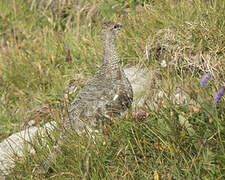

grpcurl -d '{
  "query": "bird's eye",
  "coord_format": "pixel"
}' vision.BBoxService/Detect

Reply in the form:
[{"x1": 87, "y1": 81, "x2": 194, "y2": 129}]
[{"x1": 113, "y1": 24, "x2": 119, "y2": 29}]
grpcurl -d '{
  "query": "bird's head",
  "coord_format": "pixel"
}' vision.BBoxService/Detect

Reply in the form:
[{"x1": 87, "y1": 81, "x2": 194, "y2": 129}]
[{"x1": 101, "y1": 22, "x2": 122, "y2": 43}]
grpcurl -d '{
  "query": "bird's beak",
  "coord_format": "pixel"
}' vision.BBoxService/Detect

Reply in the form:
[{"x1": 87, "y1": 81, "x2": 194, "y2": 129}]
[
  {"x1": 117, "y1": 24, "x2": 122, "y2": 37},
  {"x1": 118, "y1": 24, "x2": 122, "y2": 29}
]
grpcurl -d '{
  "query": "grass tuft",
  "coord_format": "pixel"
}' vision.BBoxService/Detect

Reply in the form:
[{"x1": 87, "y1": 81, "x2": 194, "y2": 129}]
[{"x1": 0, "y1": 0, "x2": 224, "y2": 179}]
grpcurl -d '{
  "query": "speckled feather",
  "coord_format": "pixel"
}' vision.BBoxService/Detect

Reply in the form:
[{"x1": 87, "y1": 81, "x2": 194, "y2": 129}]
[
  {"x1": 39, "y1": 22, "x2": 133, "y2": 174},
  {"x1": 64, "y1": 22, "x2": 133, "y2": 133}
]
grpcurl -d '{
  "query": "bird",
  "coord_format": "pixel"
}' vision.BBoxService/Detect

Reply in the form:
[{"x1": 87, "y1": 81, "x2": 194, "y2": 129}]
[{"x1": 39, "y1": 21, "x2": 133, "y2": 174}]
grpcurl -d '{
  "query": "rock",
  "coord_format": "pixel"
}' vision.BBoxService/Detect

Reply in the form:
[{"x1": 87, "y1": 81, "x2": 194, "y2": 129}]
[{"x1": 0, "y1": 122, "x2": 55, "y2": 176}]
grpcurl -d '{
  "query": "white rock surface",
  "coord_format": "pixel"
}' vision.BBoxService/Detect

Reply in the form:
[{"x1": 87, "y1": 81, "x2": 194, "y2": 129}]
[
  {"x1": 124, "y1": 66, "x2": 150, "y2": 107},
  {"x1": 0, "y1": 122, "x2": 55, "y2": 177}
]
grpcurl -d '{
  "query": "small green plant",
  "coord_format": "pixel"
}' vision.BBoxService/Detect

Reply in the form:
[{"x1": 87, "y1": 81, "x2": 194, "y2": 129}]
[{"x1": 0, "y1": 0, "x2": 224, "y2": 179}]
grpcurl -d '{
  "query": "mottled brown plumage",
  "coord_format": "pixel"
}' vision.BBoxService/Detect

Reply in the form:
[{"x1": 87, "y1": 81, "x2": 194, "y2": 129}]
[
  {"x1": 39, "y1": 22, "x2": 133, "y2": 173},
  {"x1": 64, "y1": 22, "x2": 133, "y2": 133}
]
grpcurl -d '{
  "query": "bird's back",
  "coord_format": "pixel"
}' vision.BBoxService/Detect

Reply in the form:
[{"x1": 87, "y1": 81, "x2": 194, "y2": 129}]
[{"x1": 64, "y1": 61, "x2": 133, "y2": 133}]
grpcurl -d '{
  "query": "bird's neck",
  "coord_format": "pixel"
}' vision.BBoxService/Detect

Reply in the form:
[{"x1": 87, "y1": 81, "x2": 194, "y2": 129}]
[{"x1": 102, "y1": 39, "x2": 120, "y2": 65}]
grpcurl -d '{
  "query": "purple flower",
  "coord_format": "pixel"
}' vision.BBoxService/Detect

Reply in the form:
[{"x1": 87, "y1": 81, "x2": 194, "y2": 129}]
[
  {"x1": 39, "y1": 69, "x2": 44, "y2": 73},
  {"x1": 112, "y1": 4, "x2": 119, "y2": 9},
  {"x1": 64, "y1": 45, "x2": 69, "y2": 50},
  {"x1": 136, "y1": 110, "x2": 146, "y2": 120},
  {"x1": 215, "y1": 87, "x2": 224, "y2": 104},
  {"x1": 200, "y1": 73, "x2": 213, "y2": 86}
]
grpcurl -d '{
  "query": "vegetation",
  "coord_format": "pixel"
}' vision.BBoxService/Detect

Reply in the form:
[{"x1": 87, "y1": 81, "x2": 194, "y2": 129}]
[{"x1": 0, "y1": 0, "x2": 224, "y2": 179}]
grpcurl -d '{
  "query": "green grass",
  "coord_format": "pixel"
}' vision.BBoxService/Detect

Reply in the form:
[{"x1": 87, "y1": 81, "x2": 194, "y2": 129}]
[{"x1": 0, "y1": 0, "x2": 225, "y2": 179}]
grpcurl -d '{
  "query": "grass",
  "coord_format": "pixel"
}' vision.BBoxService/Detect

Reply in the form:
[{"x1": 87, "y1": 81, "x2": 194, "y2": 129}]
[{"x1": 0, "y1": 0, "x2": 225, "y2": 179}]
